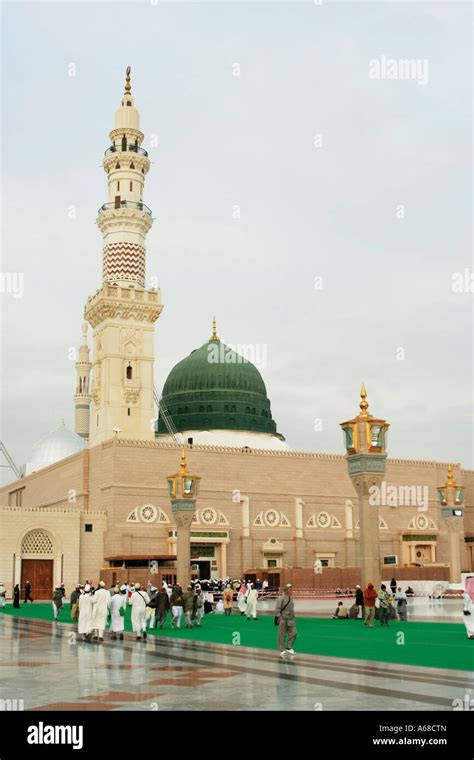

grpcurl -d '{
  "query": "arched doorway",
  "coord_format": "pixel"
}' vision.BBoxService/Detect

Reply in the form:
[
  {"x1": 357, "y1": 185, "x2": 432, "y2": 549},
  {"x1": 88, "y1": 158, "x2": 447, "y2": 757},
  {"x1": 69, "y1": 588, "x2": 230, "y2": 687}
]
[{"x1": 20, "y1": 529, "x2": 54, "y2": 600}]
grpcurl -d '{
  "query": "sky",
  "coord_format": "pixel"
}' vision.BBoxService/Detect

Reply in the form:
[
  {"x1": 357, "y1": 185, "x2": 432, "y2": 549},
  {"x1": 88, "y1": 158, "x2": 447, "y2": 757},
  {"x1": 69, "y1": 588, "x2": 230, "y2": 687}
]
[{"x1": 0, "y1": 0, "x2": 472, "y2": 484}]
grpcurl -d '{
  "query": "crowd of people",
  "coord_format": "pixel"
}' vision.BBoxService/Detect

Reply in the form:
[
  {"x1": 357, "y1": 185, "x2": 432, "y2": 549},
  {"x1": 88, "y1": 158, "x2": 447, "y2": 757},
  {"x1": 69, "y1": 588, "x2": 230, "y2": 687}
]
[
  {"x1": 1, "y1": 575, "x2": 473, "y2": 651},
  {"x1": 45, "y1": 577, "x2": 267, "y2": 642},
  {"x1": 332, "y1": 579, "x2": 410, "y2": 624}
]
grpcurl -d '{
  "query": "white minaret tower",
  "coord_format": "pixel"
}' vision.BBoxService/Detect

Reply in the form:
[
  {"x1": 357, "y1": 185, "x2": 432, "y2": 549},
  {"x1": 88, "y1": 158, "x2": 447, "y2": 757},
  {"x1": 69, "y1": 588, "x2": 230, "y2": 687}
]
[
  {"x1": 74, "y1": 323, "x2": 92, "y2": 440},
  {"x1": 85, "y1": 67, "x2": 163, "y2": 446}
]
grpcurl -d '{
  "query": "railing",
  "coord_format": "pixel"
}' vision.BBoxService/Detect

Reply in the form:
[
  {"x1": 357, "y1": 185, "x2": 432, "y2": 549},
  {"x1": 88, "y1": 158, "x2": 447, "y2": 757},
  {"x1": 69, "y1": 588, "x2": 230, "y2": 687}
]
[
  {"x1": 98, "y1": 200, "x2": 152, "y2": 216},
  {"x1": 104, "y1": 145, "x2": 148, "y2": 157}
]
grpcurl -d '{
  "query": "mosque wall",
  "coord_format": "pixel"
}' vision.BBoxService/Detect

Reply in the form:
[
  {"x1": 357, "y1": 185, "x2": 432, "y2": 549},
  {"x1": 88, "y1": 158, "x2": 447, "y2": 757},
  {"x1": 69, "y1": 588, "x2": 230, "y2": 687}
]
[{"x1": 0, "y1": 439, "x2": 472, "y2": 589}]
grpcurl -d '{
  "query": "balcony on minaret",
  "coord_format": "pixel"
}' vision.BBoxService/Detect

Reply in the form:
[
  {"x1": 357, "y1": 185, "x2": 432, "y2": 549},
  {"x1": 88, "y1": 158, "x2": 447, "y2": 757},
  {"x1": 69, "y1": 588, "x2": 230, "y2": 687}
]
[
  {"x1": 105, "y1": 144, "x2": 148, "y2": 157},
  {"x1": 98, "y1": 200, "x2": 152, "y2": 216}
]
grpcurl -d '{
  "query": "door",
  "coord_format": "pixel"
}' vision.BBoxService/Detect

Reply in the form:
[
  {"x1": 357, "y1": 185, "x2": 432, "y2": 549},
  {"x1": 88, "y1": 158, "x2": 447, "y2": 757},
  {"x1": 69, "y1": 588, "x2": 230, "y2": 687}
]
[
  {"x1": 21, "y1": 559, "x2": 54, "y2": 600},
  {"x1": 114, "y1": 195, "x2": 121, "y2": 209},
  {"x1": 267, "y1": 572, "x2": 280, "y2": 588},
  {"x1": 195, "y1": 561, "x2": 211, "y2": 580}
]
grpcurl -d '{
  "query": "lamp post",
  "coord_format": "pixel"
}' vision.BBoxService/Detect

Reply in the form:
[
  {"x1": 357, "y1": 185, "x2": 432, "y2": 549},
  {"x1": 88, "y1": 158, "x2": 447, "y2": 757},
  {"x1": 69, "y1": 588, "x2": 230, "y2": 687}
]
[
  {"x1": 437, "y1": 464, "x2": 464, "y2": 583},
  {"x1": 340, "y1": 385, "x2": 390, "y2": 590},
  {"x1": 166, "y1": 450, "x2": 201, "y2": 588}
]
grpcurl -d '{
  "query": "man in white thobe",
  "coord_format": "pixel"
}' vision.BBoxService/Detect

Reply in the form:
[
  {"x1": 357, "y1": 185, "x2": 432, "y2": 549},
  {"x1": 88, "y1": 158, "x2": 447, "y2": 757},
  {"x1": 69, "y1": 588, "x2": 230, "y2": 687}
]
[
  {"x1": 78, "y1": 585, "x2": 94, "y2": 642},
  {"x1": 91, "y1": 580, "x2": 111, "y2": 642},
  {"x1": 463, "y1": 576, "x2": 474, "y2": 639},
  {"x1": 245, "y1": 583, "x2": 259, "y2": 620},
  {"x1": 110, "y1": 585, "x2": 127, "y2": 640},
  {"x1": 129, "y1": 583, "x2": 150, "y2": 641}
]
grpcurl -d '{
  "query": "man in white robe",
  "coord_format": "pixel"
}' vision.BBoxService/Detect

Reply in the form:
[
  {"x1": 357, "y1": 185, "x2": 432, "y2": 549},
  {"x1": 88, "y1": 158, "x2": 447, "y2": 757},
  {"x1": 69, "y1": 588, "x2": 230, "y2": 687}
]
[
  {"x1": 110, "y1": 585, "x2": 127, "y2": 640},
  {"x1": 78, "y1": 585, "x2": 94, "y2": 641},
  {"x1": 463, "y1": 576, "x2": 474, "y2": 639},
  {"x1": 91, "y1": 580, "x2": 111, "y2": 642},
  {"x1": 245, "y1": 583, "x2": 259, "y2": 620},
  {"x1": 129, "y1": 583, "x2": 150, "y2": 641}
]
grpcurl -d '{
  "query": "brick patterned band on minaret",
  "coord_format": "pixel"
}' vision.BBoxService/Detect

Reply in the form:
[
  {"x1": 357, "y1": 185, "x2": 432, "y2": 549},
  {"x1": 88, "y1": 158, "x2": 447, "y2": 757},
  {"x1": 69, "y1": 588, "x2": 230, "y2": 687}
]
[{"x1": 103, "y1": 242, "x2": 146, "y2": 286}]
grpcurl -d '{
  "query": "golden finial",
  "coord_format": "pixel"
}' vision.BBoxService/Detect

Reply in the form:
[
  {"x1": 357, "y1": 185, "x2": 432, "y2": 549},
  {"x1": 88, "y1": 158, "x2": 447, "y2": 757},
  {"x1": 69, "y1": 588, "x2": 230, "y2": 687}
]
[
  {"x1": 210, "y1": 317, "x2": 219, "y2": 341},
  {"x1": 124, "y1": 65, "x2": 132, "y2": 96},
  {"x1": 179, "y1": 448, "x2": 187, "y2": 474},
  {"x1": 359, "y1": 383, "x2": 369, "y2": 416},
  {"x1": 447, "y1": 463, "x2": 454, "y2": 486}
]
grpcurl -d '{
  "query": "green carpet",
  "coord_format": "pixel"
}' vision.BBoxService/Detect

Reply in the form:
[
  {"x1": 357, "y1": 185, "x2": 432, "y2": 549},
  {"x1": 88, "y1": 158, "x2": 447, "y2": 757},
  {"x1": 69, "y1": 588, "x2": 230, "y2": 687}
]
[{"x1": 2, "y1": 603, "x2": 473, "y2": 672}]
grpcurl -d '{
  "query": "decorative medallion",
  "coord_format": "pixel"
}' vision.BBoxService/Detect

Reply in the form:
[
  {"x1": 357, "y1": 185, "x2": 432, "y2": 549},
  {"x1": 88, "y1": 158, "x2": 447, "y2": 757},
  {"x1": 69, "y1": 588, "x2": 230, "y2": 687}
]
[
  {"x1": 201, "y1": 507, "x2": 217, "y2": 525},
  {"x1": 316, "y1": 511, "x2": 331, "y2": 528}
]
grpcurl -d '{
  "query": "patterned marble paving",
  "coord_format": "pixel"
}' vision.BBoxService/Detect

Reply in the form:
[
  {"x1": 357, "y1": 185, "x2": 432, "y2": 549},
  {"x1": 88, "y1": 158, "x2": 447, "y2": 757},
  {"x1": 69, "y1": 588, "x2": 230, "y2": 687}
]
[{"x1": 0, "y1": 614, "x2": 472, "y2": 711}]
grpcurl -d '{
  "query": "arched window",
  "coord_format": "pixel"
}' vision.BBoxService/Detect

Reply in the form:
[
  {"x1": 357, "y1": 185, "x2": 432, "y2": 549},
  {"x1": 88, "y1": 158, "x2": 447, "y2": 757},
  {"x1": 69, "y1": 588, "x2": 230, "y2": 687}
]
[
  {"x1": 115, "y1": 162, "x2": 120, "y2": 169},
  {"x1": 130, "y1": 162, "x2": 135, "y2": 169},
  {"x1": 246, "y1": 406, "x2": 250, "y2": 414},
  {"x1": 231, "y1": 405, "x2": 236, "y2": 413},
  {"x1": 224, "y1": 405, "x2": 229, "y2": 413},
  {"x1": 78, "y1": 377, "x2": 82, "y2": 393},
  {"x1": 117, "y1": 181, "x2": 120, "y2": 191},
  {"x1": 178, "y1": 407, "x2": 183, "y2": 414},
  {"x1": 261, "y1": 409, "x2": 265, "y2": 416},
  {"x1": 184, "y1": 406, "x2": 189, "y2": 413},
  {"x1": 126, "y1": 364, "x2": 133, "y2": 380},
  {"x1": 121, "y1": 135, "x2": 127, "y2": 151},
  {"x1": 251, "y1": 407, "x2": 256, "y2": 415},
  {"x1": 129, "y1": 181, "x2": 133, "y2": 191},
  {"x1": 199, "y1": 405, "x2": 204, "y2": 413}
]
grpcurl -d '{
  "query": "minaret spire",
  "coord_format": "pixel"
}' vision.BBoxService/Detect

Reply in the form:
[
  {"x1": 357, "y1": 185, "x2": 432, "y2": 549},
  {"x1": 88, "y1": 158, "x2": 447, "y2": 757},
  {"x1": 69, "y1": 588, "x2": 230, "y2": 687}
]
[{"x1": 124, "y1": 65, "x2": 132, "y2": 96}]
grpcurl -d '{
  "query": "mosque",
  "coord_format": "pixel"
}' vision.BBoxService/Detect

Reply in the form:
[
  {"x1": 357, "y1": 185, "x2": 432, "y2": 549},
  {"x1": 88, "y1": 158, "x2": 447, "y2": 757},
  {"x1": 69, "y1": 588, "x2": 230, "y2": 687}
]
[{"x1": 0, "y1": 69, "x2": 472, "y2": 599}]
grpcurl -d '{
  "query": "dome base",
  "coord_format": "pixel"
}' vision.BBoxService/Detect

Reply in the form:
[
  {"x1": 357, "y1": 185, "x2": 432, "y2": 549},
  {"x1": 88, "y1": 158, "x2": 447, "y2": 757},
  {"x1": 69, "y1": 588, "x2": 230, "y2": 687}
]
[{"x1": 156, "y1": 429, "x2": 289, "y2": 451}]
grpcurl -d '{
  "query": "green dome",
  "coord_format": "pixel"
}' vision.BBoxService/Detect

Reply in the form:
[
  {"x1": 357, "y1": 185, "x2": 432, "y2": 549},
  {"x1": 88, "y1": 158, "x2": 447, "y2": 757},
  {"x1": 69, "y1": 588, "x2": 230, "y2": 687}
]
[{"x1": 157, "y1": 339, "x2": 284, "y2": 439}]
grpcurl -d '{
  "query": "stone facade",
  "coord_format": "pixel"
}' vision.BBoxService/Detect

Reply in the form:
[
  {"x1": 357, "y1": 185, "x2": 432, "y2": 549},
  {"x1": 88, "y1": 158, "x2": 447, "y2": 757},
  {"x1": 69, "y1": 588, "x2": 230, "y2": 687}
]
[{"x1": 0, "y1": 438, "x2": 472, "y2": 594}]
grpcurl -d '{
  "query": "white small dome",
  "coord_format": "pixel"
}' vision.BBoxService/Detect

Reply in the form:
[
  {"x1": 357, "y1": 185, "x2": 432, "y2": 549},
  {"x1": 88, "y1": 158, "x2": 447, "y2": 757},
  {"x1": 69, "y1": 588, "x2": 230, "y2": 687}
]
[{"x1": 26, "y1": 423, "x2": 87, "y2": 475}]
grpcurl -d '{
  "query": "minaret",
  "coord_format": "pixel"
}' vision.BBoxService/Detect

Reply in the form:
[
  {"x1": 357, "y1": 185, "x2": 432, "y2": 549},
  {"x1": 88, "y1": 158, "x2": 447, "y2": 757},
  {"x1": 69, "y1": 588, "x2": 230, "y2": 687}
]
[
  {"x1": 74, "y1": 323, "x2": 92, "y2": 440},
  {"x1": 85, "y1": 67, "x2": 163, "y2": 446}
]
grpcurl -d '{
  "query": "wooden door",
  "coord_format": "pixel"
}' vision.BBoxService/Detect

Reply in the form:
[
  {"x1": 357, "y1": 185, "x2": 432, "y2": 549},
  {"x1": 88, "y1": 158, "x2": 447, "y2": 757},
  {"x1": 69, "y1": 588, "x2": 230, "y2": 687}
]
[{"x1": 21, "y1": 559, "x2": 54, "y2": 600}]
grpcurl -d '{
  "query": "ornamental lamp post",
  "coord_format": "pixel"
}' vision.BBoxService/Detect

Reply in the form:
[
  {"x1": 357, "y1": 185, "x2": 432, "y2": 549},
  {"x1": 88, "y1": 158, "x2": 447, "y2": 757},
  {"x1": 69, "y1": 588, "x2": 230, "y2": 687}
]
[
  {"x1": 437, "y1": 464, "x2": 464, "y2": 582},
  {"x1": 340, "y1": 384, "x2": 390, "y2": 590},
  {"x1": 166, "y1": 450, "x2": 201, "y2": 588}
]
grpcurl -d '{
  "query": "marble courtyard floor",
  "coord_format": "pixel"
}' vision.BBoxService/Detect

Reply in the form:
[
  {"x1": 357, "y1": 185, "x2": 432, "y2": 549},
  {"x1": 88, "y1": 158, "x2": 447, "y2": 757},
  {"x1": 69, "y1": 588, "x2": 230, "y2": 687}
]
[{"x1": 0, "y1": 600, "x2": 472, "y2": 711}]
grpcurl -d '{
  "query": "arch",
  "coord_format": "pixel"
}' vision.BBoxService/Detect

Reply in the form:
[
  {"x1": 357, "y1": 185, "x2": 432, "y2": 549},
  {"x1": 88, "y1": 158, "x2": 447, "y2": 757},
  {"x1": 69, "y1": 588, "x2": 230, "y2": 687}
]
[
  {"x1": 224, "y1": 405, "x2": 229, "y2": 413},
  {"x1": 121, "y1": 134, "x2": 127, "y2": 151},
  {"x1": 126, "y1": 363, "x2": 133, "y2": 380},
  {"x1": 231, "y1": 405, "x2": 236, "y2": 413},
  {"x1": 18, "y1": 527, "x2": 59, "y2": 556}
]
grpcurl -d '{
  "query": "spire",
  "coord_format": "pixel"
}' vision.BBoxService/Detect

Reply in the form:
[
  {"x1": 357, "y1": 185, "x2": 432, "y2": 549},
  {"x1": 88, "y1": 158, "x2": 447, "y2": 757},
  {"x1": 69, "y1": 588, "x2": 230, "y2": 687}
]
[
  {"x1": 359, "y1": 383, "x2": 369, "y2": 417},
  {"x1": 179, "y1": 448, "x2": 187, "y2": 474},
  {"x1": 124, "y1": 65, "x2": 131, "y2": 97},
  {"x1": 210, "y1": 317, "x2": 219, "y2": 341}
]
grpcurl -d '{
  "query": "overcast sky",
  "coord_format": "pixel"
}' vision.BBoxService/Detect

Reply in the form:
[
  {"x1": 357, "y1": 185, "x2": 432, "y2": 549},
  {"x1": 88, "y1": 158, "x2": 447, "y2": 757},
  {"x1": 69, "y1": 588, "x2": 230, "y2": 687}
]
[{"x1": 0, "y1": 0, "x2": 472, "y2": 484}]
